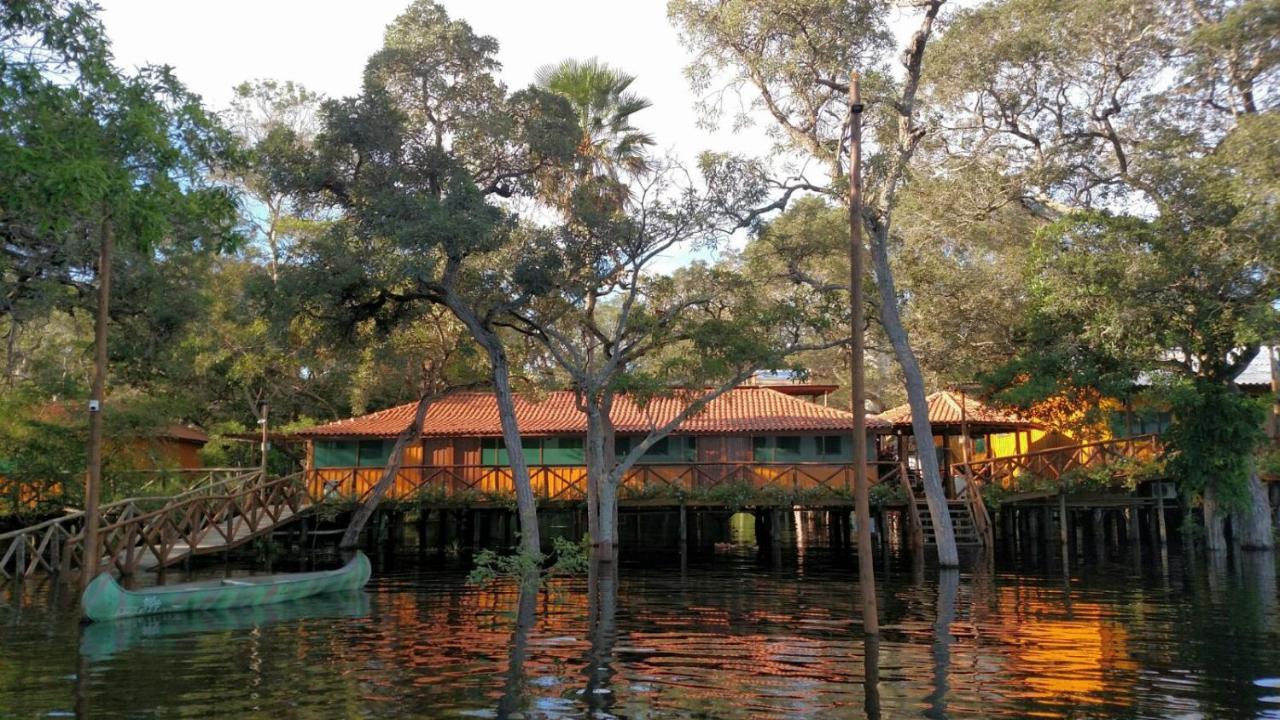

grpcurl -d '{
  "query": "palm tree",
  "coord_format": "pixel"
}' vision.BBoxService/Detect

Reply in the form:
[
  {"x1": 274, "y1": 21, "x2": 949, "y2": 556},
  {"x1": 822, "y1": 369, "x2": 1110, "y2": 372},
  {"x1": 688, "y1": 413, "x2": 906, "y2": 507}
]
[{"x1": 534, "y1": 57, "x2": 654, "y2": 186}]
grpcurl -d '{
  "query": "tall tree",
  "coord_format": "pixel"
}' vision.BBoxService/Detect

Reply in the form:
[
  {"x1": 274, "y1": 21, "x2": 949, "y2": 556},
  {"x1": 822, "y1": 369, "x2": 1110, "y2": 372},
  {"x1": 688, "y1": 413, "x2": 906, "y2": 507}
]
[
  {"x1": 1, "y1": 0, "x2": 239, "y2": 582},
  {"x1": 505, "y1": 162, "x2": 847, "y2": 554},
  {"x1": 669, "y1": 0, "x2": 961, "y2": 564},
  {"x1": 930, "y1": 0, "x2": 1278, "y2": 548},
  {"x1": 225, "y1": 79, "x2": 324, "y2": 283},
  {"x1": 276, "y1": 0, "x2": 579, "y2": 558},
  {"x1": 535, "y1": 57, "x2": 654, "y2": 192}
]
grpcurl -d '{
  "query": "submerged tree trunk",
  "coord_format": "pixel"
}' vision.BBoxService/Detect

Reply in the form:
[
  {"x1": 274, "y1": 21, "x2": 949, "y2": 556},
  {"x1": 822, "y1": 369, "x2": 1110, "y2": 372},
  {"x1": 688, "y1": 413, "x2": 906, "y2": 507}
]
[
  {"x1": 1203, "y1": 484, "x2": 1228, "y2": 551},
  {"x1": 496, "y1": 567, "x2": 539, "y2": 718},
  {"x1": 583, "y1": 554, "x2": 619, "y2": 714},
  {"x1": 340, "y1": 392, "x2": 436, "y2": 550},
  {"x1": 867, "y1": 228, "x2": 959, "y2": 566},
  {"x1": 1234, "y1": 468, "x2": 1275, "y2": 550}
]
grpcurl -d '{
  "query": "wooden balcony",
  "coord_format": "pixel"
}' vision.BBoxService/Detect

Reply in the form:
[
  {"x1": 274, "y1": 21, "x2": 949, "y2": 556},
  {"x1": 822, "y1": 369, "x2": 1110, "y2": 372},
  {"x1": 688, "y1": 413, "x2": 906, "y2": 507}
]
[{"x1": 307, "y1": 461, "x2": 900, "y2": 506}]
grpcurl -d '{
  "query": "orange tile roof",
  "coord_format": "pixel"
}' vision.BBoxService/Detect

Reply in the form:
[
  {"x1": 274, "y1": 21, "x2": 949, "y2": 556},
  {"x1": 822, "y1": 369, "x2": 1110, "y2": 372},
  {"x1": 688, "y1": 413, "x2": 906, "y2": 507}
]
[
  {"x1": 875, "y1": 390, "x2": 1035, "y2": 429},
  {"x1": 299, "y1": 387, "x2": 890, "y2": 438}
]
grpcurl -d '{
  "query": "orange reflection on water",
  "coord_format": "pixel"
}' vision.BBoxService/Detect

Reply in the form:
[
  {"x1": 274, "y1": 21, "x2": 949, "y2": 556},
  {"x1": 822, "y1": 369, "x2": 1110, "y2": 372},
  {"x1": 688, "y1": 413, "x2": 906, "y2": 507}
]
[{"x1": 992, "y1": 586, "x2": 1139, "y2": 706}]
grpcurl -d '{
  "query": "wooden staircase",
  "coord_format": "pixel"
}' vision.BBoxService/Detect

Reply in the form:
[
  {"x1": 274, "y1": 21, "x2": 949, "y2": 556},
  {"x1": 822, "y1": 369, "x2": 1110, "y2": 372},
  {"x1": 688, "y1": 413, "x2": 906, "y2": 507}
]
[{"x1": 915, "y1": 499, "x2": 982, "y2": 546}]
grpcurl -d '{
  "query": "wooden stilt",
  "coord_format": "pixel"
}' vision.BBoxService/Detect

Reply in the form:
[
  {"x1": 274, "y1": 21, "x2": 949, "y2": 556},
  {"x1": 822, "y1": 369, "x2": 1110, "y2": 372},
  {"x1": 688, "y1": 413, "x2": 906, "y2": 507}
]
[
  {"x1": 679, "y1": 502, "x2": 688, "y2": 558},
  {"x1": 1091, "y1": 508, "x2": 1105, "y2": 561},
  {"x1": 1156, "y1": 488, "x2": 1168, "y2": 547}
]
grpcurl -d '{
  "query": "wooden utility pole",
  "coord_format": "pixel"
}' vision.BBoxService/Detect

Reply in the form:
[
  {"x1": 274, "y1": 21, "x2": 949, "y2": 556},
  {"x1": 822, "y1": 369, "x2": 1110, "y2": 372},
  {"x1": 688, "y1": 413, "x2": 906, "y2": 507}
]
[
  {"x1": 83, "y1": 217, "x2": 113, "y2": 592},
  {"x1": 848, "y1": 71, "x2": 879, "y2": 636},
  {"x1": 259, "y1": 402, "x2": 270, "y2": 476}
]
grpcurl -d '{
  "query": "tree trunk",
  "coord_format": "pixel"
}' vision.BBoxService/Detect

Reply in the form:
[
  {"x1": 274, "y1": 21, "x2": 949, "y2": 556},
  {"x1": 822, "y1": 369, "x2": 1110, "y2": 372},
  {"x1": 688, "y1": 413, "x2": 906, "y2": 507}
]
[
  {"x1": 866, "y1": 227, "x2": 959, "y2": 566},
  {"x1": 1234, "y1": 467, "x2": 1275, "y2": 550},
  {"x1": 444, "y1": 296, "x2": 542, "y2": 559},
  {"x1": 1203, "y1": 484, "x2": 1227, "y2": 551},
  {"x1": 83, "y1": 216, "x2": 112, "y2": 591},
  {"x1": 340, "y1": 392, "x2": 436, "y2": 550},
  {"x1": 489, "y1": 346, "x2": 542, "y2": 558},
  {"x1": 586, "y1": 399, "x2": 604, "y2": 545}
]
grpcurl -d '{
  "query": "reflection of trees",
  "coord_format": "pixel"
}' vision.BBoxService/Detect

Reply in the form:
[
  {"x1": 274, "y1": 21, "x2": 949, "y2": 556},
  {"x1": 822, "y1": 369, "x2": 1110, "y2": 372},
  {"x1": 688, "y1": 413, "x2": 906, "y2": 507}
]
[
  {"x1": 496, "y1": 569, "x2": 539, "y2": 719},
  {"x1": 1240, "y1": 550, "x2": 1276, "y2": 628},
  {"x1": 925, "y1": 568, "x2": 958, "y2": 720},
  {"x1": 582, "y1": 556, "x2": 618, "y2": 716}
]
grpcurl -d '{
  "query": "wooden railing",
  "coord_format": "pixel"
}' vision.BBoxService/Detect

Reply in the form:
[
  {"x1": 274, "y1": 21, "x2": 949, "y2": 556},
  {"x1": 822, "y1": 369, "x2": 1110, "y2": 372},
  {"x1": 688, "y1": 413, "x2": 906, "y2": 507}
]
[
  {"x1": 954, "y1": 434, "x2": 1160, "y2": 492},
  {"x1": 308, "y1": 461, "x2": 901, "y2": 505},
  {"x1": 0, "y1": 466, "x2": 258, "y2": 519},
  {"x1": 946, "y1": 435, "x2": 1160, "y2": 551},
  {"x1": 0, "y1": 468, "x2": 308, "y2": 581}
]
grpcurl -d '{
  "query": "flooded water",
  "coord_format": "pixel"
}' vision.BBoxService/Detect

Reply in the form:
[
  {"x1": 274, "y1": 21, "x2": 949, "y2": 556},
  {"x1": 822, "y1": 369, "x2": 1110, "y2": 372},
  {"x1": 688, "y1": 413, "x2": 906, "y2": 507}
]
[{"x1": 2, "y1": 545, "x2": 1279, "y2": 719}]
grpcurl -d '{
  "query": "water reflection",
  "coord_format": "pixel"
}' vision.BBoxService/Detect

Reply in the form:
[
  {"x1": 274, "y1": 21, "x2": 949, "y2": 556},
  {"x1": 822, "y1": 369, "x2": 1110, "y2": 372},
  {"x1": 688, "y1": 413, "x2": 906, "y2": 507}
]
[
  {"x1": 496, "y1": 570, "x2": 538, "y2": 718},
  {"x1": 1, "y1": 547, "x2": 1278, "y2": 718},
  {"x1": 926, "y1": 567, "x2": 958, "y2": 719},
  {"x1": 863, "y1": 634, "x2": 881, "y2": 720}
]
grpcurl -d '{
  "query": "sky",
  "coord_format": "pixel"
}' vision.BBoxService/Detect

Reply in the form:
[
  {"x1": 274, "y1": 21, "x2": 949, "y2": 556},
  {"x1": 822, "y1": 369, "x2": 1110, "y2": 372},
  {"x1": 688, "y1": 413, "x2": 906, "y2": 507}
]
[
  {"x1": 95, "y1": 0, "x2": 773, "y2": 177},
  {"x1": 95, "y1": 0, "x2": 782, "y2": 269}
]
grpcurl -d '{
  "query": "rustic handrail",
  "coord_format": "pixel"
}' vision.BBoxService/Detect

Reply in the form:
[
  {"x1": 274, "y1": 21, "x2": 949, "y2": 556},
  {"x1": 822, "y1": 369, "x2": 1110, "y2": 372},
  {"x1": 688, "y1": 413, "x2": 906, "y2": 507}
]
[
  {"x1": 968, "y1": 434, "x2": 1159, "y2": 464},
  {"x1": 307, "y1": 460, "x2": 902, "y2": 505},
  {"x1": 1, "y1": 467, "x2": 303, "y2": 581},
  {"x1": 943, "y1": 435, "x2": 1161, "y2": 552}
]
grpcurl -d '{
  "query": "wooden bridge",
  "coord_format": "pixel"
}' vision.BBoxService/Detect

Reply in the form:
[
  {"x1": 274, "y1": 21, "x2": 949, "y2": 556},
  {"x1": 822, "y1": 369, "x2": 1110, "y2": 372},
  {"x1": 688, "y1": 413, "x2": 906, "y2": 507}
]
[{"x1": 0, "y1": 468, "x2": 309, "y2": 582}]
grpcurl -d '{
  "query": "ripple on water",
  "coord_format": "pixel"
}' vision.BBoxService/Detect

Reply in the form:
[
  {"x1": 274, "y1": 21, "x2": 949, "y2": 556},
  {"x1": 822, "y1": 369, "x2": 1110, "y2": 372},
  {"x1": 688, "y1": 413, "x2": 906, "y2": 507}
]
[{"x1": 1, "y1": 549, "x2": 1278, "y2": 718}]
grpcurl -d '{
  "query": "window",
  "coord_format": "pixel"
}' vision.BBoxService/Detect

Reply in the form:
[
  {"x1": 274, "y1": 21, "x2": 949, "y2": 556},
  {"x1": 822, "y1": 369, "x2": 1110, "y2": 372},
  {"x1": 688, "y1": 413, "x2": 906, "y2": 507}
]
[
  {"x1": 973, "y1": 437, "x2": 988, "y2": 454},
  {"x1": 753, "y1": 436, "x2": 770, "y2": 462},
  {"x1": 818, "y1": 435, "x2": 843, "y2": 457},
  {"x1": 314, "y1": 440, "x2": 358, "y2": 468},
  {"x1": 775, "y1": 436, "x2": 802, "y2": 461},
  {"x1": 356, "y1": 439, "x2": 394, "y2": 467},
  {"x1": 313, "y1": 439, "x2": 394, "y2": 468},
  {"x1": 482, "y1": 437, "x2": 585, "y2": 465},
  {"x1": 542, "y1": 437, "x2": 584, "y2": 465},
  {"x1": 617, "y1": 435, "x2": 693, "y2": 463}
]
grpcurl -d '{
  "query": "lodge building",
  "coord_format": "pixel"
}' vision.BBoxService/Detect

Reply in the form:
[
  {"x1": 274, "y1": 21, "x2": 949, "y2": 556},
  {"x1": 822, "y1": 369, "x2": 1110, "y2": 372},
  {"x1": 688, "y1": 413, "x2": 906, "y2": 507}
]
[{"x1": 297, "y1": 385, "x2": 894, "y2": 504}]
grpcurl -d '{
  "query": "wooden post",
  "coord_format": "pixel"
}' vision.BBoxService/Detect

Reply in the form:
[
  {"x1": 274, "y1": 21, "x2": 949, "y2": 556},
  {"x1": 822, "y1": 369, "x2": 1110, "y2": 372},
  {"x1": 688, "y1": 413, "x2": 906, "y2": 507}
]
[
  {"x1": 14, "y1": 537, "x2": 25, "y2": 581},
  {"x1": 679, "y1": 502, "x2": 688, "y2": 558},
  {"x1": 897, "y1": 435, "x2": 924, "y2": 550},
  {"x1": 1091, "y1": 508, "x2": 1105, "y2": 560},
  {"x1": 82, "y1": 216, "x2": 113, "y2": 592},
  {"x1": 771, "y1": 508, "x2": 783, "y2": 565},
  {"x1": 848, "y1": 71, "x2": 878, "y2": 636},
  {"x1": 259, "y1": 402, "x2": 270, "y2": 476},
  {"x1": 1156, "y1": 486, "x2": 1168, "y2": 547},
  {"x1": 1059, "y1": 489, "x2": 1070, "y2": 540}
]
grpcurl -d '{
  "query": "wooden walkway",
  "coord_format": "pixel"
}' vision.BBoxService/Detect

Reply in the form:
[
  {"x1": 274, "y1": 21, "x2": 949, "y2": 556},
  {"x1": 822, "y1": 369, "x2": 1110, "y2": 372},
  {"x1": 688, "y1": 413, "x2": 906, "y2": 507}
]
[{"x1": 0, "y1": 469, "x2": 310, "y2": 581}]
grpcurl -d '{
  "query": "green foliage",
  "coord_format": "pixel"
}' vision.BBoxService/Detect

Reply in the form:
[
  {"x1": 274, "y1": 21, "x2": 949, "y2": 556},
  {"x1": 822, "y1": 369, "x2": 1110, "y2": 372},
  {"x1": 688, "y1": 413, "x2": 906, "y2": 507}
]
[
  {"x1": 1161, "y1": 380, "x2": 1266, "y2": 510},
  {"x1": 868, "y1": 481, "x2": 906, "y2": 508},
  {"x1": 466, "y1": 534, "x2": 589, "y2": 586},
  {"x1": 535, "y1": 56, "x2": 654, "y2": 189}
]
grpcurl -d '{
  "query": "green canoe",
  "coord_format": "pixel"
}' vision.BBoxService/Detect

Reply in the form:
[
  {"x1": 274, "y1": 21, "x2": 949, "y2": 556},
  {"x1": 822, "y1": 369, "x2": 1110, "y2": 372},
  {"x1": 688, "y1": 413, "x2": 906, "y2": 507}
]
[
  {"x1": 80, "y1": 591, "x2": 371, "y2": 660},
  {"x1": 81, "y1": 552, "x2": 372, "y2": 623}
]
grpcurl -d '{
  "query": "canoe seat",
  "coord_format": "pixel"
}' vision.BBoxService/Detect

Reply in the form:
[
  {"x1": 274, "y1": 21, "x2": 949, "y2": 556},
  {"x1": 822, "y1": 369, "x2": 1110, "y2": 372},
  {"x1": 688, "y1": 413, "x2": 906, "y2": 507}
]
[{"x1": 220, "y1": 579, "x2": 251, "y2": 586}]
